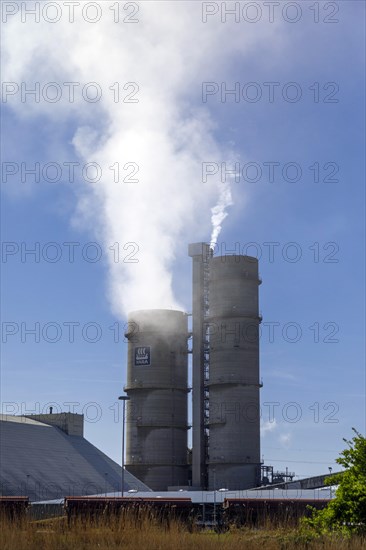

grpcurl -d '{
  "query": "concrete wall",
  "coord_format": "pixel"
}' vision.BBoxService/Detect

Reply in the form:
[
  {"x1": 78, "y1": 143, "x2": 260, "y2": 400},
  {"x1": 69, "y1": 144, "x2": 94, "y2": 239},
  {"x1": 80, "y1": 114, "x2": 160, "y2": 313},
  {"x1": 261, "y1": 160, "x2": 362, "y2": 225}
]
[{"x1": 24, "y1": 413, "x2": 84, "y2": 436}]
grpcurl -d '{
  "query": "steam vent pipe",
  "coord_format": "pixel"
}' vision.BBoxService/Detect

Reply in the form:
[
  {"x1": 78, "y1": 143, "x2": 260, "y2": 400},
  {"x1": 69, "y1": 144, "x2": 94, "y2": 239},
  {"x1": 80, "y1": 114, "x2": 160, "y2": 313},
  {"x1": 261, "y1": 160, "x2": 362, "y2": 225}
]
[
  {"x1": 124, "y1": 309, "x2": 189, "y2": 491},
  {"x1": 208, "y1": 255, "x2": 262, "y2": 490}
]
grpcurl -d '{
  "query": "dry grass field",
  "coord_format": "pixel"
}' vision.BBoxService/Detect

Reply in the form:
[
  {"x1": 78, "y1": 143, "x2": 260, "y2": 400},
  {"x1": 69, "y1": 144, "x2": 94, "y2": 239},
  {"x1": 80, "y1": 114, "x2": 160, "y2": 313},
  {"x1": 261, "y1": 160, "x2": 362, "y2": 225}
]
[{"x1": 1, "y1": 515, "x2": 365, "y2": 550}]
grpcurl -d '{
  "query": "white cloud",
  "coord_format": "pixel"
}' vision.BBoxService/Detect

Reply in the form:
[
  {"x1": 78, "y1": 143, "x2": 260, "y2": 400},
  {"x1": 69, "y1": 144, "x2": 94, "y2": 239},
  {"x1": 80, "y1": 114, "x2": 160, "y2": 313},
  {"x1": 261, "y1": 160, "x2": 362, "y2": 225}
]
[
  {"x1": 261, "y1": 419, "x2": 278, "y2": 435},
  {"x1": 2, "y1": 2, "x2": 285, "y2": 317},
  {"x1": 279, "y1": 433, "x2": 292, "y2": 448}
]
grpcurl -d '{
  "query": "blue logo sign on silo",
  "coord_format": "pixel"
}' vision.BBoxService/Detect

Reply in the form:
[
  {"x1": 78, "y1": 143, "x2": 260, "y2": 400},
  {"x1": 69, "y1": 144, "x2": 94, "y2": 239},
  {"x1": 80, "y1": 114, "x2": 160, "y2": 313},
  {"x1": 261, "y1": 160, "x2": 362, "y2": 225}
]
[{"x1": 134, "y1": 346, "x2": 151, "y2": 366}]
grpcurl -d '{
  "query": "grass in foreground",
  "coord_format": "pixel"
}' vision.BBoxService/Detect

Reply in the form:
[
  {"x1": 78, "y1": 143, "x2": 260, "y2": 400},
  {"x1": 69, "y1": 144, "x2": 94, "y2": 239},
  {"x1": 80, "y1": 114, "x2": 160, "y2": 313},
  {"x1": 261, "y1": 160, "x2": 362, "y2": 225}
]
[{"x1": 1, "y1": 515, "x2": 365, "y2": 550}]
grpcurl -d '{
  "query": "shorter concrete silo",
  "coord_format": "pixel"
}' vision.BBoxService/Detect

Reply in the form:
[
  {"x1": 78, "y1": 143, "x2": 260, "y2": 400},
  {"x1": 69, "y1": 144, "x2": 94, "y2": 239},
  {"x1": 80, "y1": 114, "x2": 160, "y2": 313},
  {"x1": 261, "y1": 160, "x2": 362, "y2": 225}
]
[{"x1": 124, "y1": 309, "x2": 189, "y2": 490}]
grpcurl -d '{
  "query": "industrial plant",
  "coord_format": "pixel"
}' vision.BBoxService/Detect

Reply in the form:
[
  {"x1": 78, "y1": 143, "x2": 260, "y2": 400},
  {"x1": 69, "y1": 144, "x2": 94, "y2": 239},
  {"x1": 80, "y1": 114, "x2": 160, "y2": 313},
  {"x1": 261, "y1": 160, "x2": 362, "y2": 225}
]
[
  {"x1": 124, "y1": 243, "x2": 262, "y2": 491},
  {"x1": 1, "y1": 242, "x2": 335, "y2": 519}
]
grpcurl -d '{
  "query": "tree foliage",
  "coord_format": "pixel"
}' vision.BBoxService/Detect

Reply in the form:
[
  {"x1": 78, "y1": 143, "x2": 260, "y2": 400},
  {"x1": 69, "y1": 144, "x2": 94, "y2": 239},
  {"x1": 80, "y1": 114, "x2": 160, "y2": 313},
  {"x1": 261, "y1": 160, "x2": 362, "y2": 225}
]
[{"x1": 304, "y1": 428, "x2": 366, "y2": 535}]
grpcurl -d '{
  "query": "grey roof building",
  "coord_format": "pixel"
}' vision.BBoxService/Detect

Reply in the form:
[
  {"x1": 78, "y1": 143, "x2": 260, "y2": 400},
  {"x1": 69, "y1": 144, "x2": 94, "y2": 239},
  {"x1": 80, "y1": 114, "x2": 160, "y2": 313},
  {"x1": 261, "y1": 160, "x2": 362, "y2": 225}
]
[{"x1": 0, "y1": 413, "x2": 150, "y2": 502}]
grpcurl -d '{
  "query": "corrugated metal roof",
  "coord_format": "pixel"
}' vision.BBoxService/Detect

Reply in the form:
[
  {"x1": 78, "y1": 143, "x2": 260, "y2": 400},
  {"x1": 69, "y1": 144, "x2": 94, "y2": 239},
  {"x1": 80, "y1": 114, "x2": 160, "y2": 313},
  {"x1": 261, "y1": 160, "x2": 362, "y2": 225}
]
[
  {"x1": 0, "y1": 417, "x2": 150, "y2": 501},
  {"x1": 32, "y1": 488, "x2": 333, "y2": 505},
  {"x1": 101, "y1": 489, "x2": 333, "y2": 503},
  {"x1": 0, "y1": 414, "x2": 51, "y2": 427}
]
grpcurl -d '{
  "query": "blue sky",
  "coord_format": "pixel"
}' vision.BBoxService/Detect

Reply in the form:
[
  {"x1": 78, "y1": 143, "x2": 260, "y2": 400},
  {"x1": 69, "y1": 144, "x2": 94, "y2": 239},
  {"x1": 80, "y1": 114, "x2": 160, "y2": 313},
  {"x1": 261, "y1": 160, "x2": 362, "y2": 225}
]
[{"x1": 1, "y1": 1, "x2": 365, "y2": 480}]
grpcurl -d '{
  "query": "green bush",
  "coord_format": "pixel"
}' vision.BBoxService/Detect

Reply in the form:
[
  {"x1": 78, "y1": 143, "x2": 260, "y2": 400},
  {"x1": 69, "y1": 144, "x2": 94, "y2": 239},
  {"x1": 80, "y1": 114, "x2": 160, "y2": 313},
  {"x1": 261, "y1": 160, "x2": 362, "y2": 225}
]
[{"x1": 303, "y1": 428, "x2": 366, "y2": 535}]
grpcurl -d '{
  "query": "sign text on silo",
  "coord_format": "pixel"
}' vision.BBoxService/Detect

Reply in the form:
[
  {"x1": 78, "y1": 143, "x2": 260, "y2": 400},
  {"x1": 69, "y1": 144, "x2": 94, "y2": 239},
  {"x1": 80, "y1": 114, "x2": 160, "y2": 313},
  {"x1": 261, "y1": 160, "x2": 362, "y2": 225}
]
[{"x1": 134, "y1": 346, "x2": 151, "y2": 366}]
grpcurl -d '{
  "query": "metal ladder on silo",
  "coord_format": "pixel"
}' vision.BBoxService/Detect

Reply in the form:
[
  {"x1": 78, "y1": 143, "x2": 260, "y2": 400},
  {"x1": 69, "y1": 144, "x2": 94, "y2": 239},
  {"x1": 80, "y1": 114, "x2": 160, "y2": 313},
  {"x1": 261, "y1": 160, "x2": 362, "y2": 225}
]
[{"x1": 202, "y1": 256, "x2": 210, "y2": 485}]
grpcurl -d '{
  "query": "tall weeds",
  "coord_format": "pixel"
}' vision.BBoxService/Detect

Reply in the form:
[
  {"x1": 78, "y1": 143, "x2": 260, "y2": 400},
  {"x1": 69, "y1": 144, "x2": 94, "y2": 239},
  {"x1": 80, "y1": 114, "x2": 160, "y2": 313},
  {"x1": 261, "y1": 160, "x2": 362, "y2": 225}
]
[{"x1": 0, "y1": 513, "x2": 365, "y2": 550}]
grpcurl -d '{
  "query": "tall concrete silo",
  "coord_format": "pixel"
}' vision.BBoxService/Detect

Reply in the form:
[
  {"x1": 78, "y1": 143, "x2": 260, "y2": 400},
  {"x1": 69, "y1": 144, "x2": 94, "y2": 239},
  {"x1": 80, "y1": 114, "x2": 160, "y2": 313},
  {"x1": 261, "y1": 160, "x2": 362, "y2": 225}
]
[
  {"x1": 124, "y1": 309, "x2": 189, "y2": 490},
  {"x1": 207, "y1": 255, "x2": 262, "y2": 490}
]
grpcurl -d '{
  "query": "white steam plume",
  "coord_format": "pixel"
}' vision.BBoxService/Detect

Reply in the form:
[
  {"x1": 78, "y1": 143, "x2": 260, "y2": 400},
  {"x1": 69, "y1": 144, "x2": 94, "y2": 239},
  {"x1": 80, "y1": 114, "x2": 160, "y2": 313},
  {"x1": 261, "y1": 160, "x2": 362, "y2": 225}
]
[
  {"x1": 2, "y1": 2, "x2": 282, "y2": 317},
  {"x1": 210, "y1": 181, "x2": 234, "y2": 250}
]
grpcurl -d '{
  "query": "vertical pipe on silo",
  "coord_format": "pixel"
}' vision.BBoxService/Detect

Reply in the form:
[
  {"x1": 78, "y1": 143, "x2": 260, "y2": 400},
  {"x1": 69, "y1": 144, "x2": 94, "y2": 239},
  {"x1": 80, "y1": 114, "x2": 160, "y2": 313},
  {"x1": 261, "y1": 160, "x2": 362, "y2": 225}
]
[{"x1": 188, "y1": 243, "x2": 211, "y2": 489}]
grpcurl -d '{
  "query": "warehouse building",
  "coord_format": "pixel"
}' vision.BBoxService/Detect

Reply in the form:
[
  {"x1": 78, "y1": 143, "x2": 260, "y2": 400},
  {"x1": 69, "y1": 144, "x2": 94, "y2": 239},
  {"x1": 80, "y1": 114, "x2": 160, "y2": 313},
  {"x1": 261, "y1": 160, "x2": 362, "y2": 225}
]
[{"x1": 0, "y1": 413, "x2": 150, "y2": 501}]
